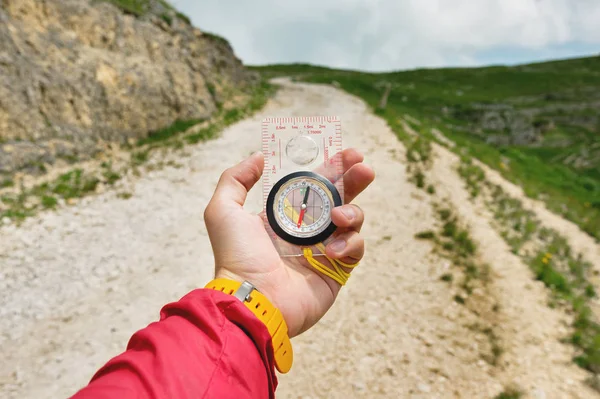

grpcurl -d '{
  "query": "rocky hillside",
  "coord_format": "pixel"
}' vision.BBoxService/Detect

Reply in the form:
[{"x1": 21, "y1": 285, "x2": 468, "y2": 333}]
[{"x1": 0, "y1": 0, "x2": 254, "y2": 177}]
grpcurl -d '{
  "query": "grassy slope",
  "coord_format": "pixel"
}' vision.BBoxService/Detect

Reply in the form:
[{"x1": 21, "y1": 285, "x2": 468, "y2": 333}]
[{"x1": 251, "y1": 57, "x2": 600, "y2": 240}]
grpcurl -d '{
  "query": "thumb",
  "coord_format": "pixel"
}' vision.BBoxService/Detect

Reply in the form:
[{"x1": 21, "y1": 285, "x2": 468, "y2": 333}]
[{"x1": 211, "y1": 152, "x2": 264, "y2": 207}]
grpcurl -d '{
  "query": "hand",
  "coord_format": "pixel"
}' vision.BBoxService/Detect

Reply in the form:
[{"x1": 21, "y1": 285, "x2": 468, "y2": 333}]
[{"x1": 204, "y1": 149, "x2": 375, "y2": 337}]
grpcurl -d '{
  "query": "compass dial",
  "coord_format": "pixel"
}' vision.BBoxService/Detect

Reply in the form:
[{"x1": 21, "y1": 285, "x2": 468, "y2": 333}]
[{"x1": 266, "y1": 171, "x2": 342, "y2": 245}]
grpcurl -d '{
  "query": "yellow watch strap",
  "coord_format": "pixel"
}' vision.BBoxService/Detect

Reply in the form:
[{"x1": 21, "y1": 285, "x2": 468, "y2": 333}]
[{"x1": 205, "y1": 278, "x2": 293, "y2": 373}]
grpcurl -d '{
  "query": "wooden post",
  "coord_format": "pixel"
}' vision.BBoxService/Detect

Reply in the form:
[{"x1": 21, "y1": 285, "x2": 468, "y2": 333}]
[{"x1": 377, "y1": 82, "x2": 392, "y2": 111}]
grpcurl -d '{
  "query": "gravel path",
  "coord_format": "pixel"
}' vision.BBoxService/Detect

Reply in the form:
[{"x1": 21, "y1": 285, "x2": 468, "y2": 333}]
[{"x1": 1, "y1": 79, "x2": 598, "y2": 398}]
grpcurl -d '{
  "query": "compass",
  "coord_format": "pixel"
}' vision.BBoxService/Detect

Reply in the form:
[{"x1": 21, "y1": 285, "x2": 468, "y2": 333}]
[{"x1": 266, "y1": 171, "x2": 342, "y2": 246}]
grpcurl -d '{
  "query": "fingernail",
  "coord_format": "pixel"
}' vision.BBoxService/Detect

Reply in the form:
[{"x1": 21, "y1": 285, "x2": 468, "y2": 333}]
[
  {"x1": 329, "y1": 239, "x2": 346, "y2": 253},
  {"x1": 341, "y1": 206, "x2": 355, "y2": 220}
]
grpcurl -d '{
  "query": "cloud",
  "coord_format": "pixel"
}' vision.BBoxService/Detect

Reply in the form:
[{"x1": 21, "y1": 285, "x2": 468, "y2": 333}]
[{"x1": 171, "y1": 0, "x2": 600, "y2": 71}]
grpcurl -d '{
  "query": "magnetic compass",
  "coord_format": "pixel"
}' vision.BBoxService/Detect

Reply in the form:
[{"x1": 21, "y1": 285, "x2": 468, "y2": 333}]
[{"x1": 266, "y1": 171, "x2": 342, "y2": 246}]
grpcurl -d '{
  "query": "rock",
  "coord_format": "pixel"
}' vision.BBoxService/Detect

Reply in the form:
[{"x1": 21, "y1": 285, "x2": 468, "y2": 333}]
[
  {"x1": 352, "y1": 381, "x2": 366, "y2": 391},
  {"x1": 0, "y1": 0, "x2": 253, "y2": 175},
  {"x1": 417, "y1": 383, "x2": 431, "y2": 393},
  {"x1": 2, "y1": 216, "x2": 11, "y2": 225},
  {"x1": 95, "y1": 183, "x2": 106, "y2": 194},
  {"x1": 532, "y1": 388, "x2": 546, "y2": 399}
]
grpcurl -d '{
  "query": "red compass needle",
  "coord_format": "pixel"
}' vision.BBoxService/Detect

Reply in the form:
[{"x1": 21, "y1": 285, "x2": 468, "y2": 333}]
[
  {"x1": 296, "y1": 186, "x2": 311, "y2": 228},
  {"x1": 297, "y1": 209, "x2": 306, "y2": 228}
]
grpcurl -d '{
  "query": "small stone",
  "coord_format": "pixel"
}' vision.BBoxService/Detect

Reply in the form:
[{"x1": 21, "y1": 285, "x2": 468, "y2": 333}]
[
  {"x1": 2, "y1": 216, "x2": 11, "y2": 225},
  {"x1": 532, "y1": 388, "x2": 546, "y2": 399},
  {"x1": 417, "y1": 383, "x2": 431, "y2": 393},
  {"x1": 67, "y1": 198, "x2": 78, "y2": 205},
  {"x1": 352, "y1": 381, "x2": 366, "y2": 391}
]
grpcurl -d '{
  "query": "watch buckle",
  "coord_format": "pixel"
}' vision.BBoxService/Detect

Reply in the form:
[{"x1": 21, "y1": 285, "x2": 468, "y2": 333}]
[{"x1": 234, "y1": 281, "x2": 256, "y2": 302}]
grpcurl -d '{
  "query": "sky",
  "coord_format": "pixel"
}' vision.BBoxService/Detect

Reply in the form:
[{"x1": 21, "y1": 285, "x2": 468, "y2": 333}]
[{"x1": 171, "y1": 0, "x2": 600, "y2": 72}]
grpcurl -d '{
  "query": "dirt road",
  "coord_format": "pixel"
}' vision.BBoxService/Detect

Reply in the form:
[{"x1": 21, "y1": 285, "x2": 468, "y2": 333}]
[{"x1": 1, "y1": 79, "x2": 598, "y2": 398}]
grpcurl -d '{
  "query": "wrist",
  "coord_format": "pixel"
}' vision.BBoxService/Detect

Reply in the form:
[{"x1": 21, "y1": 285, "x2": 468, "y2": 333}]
[
  {"x1": 214, "y1": 269, "x2": 281, "y2": 311},
  {"x1": 205, "y1": 276, "x2": 293, "y2": 373}
]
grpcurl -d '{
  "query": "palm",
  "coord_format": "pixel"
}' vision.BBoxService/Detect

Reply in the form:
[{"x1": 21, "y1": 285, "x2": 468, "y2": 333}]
[{"x1": 215, "y1": 208, "x2": 338, "y2": 336}]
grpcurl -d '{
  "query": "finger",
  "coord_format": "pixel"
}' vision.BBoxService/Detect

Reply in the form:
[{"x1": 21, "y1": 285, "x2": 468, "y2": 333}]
[
  {"x1": 313, "y1": 148, "x2": 364, "y2": 183},
  {"x1": 331, "y1": 204, "x2": 364, "y2": 232},
  {"x1": 343, "y1": 163, "x2": 375, "y2": 203},
  {"x1": 325, "y1": 231, "x2": 364, "y2": 264},
  {"x1": 342, "y1": 148, "x2": 364, "y2": 172},
  {"x1": 211, "y1": 152, "x2": 264, "y2": 207}
]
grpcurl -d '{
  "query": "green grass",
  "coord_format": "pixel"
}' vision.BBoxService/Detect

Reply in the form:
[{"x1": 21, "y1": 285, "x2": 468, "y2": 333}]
[
  {"x1": 405, "y1": 136, "x2": 432, "y2": 191},
  {"x1": 186, "y1": 126, "x2": 218, "y2": 144},
  {"x1": 0, "y1": 80, "x2": 278, "y2": 224},
  {"x1": 1, "y1": 169, "x2": 100, "y2": 220},
  {"x1": 203, "y1": 32, "x2": 231, "y2": 47},
  {"x1": 131, "y1": 150, "x2": 150, "y2": 166},
  {"x1": 1, "y1": 178, "x2": 14, "y2": 189},
  {"x1": 494, "y1": 387, "x2": 522, "y2": 399},
  {"x1": 460, "y1": 160, "x2": 600, "y2": 376},
  {"x1": 101, "y1": 162, "x2": 121, "y2": 185},
  {"x1": 415, "y1": 230, "x2": 436, "y2": 240},
  {"x1": 175, "y1": 11, "x2": 191, "y2": 24},
  {"x1": 252, "y1": 56, "x2": 600, "y2": 240},
  {"x1": 416, "y1": 206, "x2": 489, "y2": 297},
  {"x1": 99, "y1": 0, "x2": 192, "y2": 24},
  {"x1": 41, "y1": 195, "x2": 58, "y2": 209},
  {"x1": 52, "y1": 169, "x2": 99, "y2": 199},
  {"x1": 406, "y1": 136, "x2": 432, "y2": 163},
  {"x1": 458, "y1": 157, "x2": 486, "y2": 198},
  {"x1": 137, "y1": 119, "x2": 204, "y2": 146},
  {"x1": 101, "y1": 0, "x2": 148, "y2": 15},
  {"x1": 160, "y1": 13, "x2": 173, "y2": 25}
]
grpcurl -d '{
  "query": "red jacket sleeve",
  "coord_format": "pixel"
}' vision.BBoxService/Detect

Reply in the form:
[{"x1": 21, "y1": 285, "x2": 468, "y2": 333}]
[{"x1": 70, "y1": 289, "x2": 278, "y2": 399}]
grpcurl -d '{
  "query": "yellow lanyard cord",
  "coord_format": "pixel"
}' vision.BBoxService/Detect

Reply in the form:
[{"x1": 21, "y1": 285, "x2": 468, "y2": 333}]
[
  {"x1": 303, "y1": 244, "x2": 358, "y2": 285},
  {"x1": 283, "y1": 199, "x2": 359, "y2": 286}
]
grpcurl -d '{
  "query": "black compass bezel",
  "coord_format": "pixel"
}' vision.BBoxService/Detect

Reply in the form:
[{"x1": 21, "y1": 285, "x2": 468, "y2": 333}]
[{"x1": 266, "y1": 171, "x2": 342, "y2": 246}]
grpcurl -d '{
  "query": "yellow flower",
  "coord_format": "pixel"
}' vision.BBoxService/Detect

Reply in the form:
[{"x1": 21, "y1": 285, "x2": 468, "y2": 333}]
[
  {"x1": 545, "y1": 253, "x2": 552, "y2": 259},
  {"x1": 542, "y1": 257, "x2": 549, "y2": 264},
  {"x1": 499, "y1": 162, "x2": 507, "y2": 170}
]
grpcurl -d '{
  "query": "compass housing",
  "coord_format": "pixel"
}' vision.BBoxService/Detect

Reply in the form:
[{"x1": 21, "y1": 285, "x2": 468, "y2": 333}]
[{"x1": 266, "y1": 171, "x2": 342, "y2": 246}]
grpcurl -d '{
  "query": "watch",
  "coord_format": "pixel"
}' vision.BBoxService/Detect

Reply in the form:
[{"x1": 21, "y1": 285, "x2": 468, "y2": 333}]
[{"x1": 205, "y1": 278, "x2": 293, "y2": 373}]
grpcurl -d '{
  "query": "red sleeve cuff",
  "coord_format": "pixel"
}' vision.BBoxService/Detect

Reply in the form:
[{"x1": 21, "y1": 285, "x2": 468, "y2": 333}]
[
  {"x1": 73, "y1": 288, "x2": 278, "y2": 399},
  {"x1": 160, "y1": 289, "x2": 279, "y2": 394}
]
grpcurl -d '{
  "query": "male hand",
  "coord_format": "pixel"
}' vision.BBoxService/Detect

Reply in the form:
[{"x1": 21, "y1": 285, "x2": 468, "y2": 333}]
[{"x1": 204, "y1": 149, "x2": 374, "y2": 337}]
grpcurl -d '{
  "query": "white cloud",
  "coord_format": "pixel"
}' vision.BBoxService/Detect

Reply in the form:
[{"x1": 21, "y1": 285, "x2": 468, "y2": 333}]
[{"x1": 172, "y1": 0, "x2": 600, "y2": 71}]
